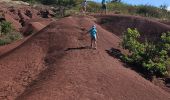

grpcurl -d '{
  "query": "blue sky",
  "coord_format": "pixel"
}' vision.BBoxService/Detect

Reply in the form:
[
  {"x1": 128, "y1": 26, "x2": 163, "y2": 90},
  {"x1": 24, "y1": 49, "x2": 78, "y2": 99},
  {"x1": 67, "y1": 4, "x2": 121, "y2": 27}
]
[{"x1": 93, "y1": 0, "x2": 170, "y2": 7}]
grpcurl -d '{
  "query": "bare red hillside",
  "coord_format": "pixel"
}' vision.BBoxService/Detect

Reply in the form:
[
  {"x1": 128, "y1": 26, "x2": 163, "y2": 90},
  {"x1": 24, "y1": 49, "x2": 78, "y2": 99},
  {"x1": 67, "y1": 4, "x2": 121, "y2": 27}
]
[
  {"x1": 21, "y1": 18, "x2": 54, "y2": 36},
  {"x1": 0, "y1": 3, "x2": 54, "y2": 33},
  {"x1": 95, "y1": 14, "x2": 170, "y2": 41},
  {"x1": 0, "y1": 16, "x2": 169, "y2": 100},
  {"x1": 4, "y1": 13, "x2": 22, "y2": 31},
  {"x1": 161, "y1": 20, "x2": 170, "y2": 26}
]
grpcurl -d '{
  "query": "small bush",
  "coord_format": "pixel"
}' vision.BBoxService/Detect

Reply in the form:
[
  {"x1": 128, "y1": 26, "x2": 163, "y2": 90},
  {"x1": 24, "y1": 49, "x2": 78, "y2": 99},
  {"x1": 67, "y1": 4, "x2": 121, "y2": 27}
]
[
  {"x1": 21, "y1": 0, "x2": 37, "y2": 4},
  {"x1": 0, "y1": 20, "x2": 22, "y2": 46},
  {"x1": 0, "y1": 33, "x2": 23, "y2": 46},
  {"x1": 121, "y1": 28, "x2": 170, "y2": 76},
  {"x1": 8, "y1": 33, "x2": 23, "y2": 41},
  {"x1": 136, "y1": 5, "x2": 161, "y2": 18},
  {"x1": 0, "y1": 37, "x2": 11, "y2": 45},
  {"x1": 87, "y1": 1, "x2": 101, "y2": 13},
  {"x1": 0, "y1": 21, "x2": 13, "y2": 35}
]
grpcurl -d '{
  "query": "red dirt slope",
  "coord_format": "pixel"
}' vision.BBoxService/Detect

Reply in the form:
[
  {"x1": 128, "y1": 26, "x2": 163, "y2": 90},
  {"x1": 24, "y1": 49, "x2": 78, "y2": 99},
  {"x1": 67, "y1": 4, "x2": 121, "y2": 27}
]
[
  {"x1": 21, "y1": 18, "x2": 54, "y2": 36},
  {"x1": 161, "y1": 20, "x2": 170, "y2": 26},
  {"x1": 4, "y1": 13, "x2": 22, "y2": 31},
  {"x1": 95, "y1": 14, "x2": 170, "y2": 41},
  {"x1": 0, "y1": 3, "x2": 55, "y2": 32},
  {"x1": 0, "y1": 16, "x2": 170, "y2": 100}
]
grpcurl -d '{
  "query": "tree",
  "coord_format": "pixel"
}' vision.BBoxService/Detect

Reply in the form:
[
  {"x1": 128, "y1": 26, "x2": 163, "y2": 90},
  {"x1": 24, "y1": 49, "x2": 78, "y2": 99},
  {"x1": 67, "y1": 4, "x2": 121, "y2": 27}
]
[
  {"x1": 40, "y1": 0, "x2": 56, "y2": 5},
  {"x1": 160, "y1": 4, "x2": 168, "y2": 10},
  {"x1": 111, "y1": 0, "x2": 121, "y2": 2},
  {"x1": 121, "y1": 28, "x2": 170, "y2": 76}
]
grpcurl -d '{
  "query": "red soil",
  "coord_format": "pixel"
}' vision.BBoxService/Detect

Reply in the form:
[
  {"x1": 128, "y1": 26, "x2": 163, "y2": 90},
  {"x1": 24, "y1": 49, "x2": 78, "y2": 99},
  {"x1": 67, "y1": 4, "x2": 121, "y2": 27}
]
[
  {"x1": 4, "y1": 13, "x2": 22, "y2": 31},
  {"x1": 0, "y1": 15, "x2": 170, "y2": 100},
  {"x1": 0, "y1": 4, "x2": 54, "y2": 33},
  {"x1": 21, "y1": 22, "x2": 45, "y2": 36},
  {"x1": 95, "y1": 14, "x2": 170, "y2": 41},
  {"x1": 21, "y1": 18, "x2": 54, "y2": 36},
  {"x1": 161, "y1": 21, "x2": 170, "y2": 26},
  {"x1": 0, "y1": 36, "x2": 31, "y2": 57}
]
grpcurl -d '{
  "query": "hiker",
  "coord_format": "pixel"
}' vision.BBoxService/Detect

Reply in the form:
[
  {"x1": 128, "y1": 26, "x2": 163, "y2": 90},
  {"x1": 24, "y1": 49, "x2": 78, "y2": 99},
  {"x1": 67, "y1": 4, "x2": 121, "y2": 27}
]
[
  {"x1": 81, "y1": 0, "x2": 87, "y2": 13},
  {"x1": 101, "y1": 0, "x2": 107, "y2": 14},
  {"x1": 87, "y1": 25, "x2": 98, "y2": 49},
  {"x1": 59, "y1": 6, "x2": 65, "y2": 17}
]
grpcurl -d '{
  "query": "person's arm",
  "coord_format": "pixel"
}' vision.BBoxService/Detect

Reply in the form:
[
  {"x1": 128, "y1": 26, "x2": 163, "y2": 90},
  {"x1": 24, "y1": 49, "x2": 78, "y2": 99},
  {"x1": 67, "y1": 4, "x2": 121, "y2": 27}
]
[
  {"x1": 96, "y1": 31, "x2": 99, "y2": 40},
  {"x1": 86, "y1": 28, "x2": 91, "y2": 34},
  {"x1": 81, "y1": 29, "x2": 90, "y2": 39}
]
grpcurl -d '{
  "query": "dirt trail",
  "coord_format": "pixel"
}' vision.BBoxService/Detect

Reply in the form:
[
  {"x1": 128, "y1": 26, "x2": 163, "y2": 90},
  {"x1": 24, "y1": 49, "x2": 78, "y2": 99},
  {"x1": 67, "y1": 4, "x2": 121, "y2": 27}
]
[{"x1": 0, "y1": 16, "x2": 170, "y2": 100}]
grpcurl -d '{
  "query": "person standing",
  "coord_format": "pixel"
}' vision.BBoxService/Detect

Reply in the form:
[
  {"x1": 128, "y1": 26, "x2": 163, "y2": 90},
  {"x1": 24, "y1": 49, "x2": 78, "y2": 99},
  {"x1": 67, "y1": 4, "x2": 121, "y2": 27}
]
[
  {"x1": 87, "y1": 25, "x2": 98, "y2": 49},
  {"x1": 101, "y1": 0, "x2": 107, "y2": 14},
  {"x1": 81, "y1": 0, "x2": 88, "y2": 13}
]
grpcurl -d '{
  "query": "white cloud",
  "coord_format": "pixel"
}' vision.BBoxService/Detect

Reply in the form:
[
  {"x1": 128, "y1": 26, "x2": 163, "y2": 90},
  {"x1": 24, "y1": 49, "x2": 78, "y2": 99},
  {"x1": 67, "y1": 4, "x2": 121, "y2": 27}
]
[{"x1": 167, "y1": 6, "x2": 170, "y2": 11}]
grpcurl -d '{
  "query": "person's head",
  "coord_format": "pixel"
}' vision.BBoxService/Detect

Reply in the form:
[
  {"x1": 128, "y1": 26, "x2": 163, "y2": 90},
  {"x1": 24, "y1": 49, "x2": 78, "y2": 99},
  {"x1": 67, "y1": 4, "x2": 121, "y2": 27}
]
[
  {"x1": 92, "y1": 25, "x2": 96, "y2": 29},
  {"x1": 84, "y1": 0, "x2": 87, "y2": 2}
]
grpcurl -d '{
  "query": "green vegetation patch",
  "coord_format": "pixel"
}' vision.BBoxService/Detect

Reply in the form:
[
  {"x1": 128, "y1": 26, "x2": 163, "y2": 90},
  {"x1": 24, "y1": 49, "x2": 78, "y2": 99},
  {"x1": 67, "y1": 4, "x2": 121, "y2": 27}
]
[
  {"x1": 0, "y1": 21, "x2": 23, "y2": 46},
  {"x1": 0, "y1": 21, "x2": 13, "y2": 35},
  {"x1": 20, "y1": 0, "x2": 170, "y2": 20},
  {"x1": 119, "y1": 28, "x2": 170, "y2": 77}
]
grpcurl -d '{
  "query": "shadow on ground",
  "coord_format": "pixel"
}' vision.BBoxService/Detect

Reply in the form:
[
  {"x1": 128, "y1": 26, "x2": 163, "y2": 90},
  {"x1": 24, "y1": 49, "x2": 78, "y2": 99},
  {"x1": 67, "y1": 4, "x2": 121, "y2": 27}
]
[
  {"x1": 106, "y1": 48, "x2": 152, "y2": 80},
  {"x1": 106, "y1": 47, "x2": 170, "y2": 89},
  {"x1": 65, "y1": 46, "x2": 91, "y2": 51}
]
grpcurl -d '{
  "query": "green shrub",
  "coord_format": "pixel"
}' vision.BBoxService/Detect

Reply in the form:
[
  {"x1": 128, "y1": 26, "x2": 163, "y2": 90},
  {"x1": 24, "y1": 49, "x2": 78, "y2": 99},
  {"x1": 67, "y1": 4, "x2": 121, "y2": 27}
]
[
  {"x1": 0, "y1": 37, "x2": 11, "y2": 45},
  {"x1": 121, "y1": 28, "x2": 170, "y2": 76},
  {"x1": 136, "y1": 5, "x2": 161, "y2": 18},
  {"x1": 0, "y1": 20, "x2": 22, "y2": 45},
  {"x1": 107, "y1": 2, "x2": 130, "y2": 14},
  {"x1": 40, "y1": 0, "x2": 56, "y2": 5},
  {"x1": 0, "y1": 33, "x2": 23, "y2": 46},
  {"x1": 21, "y1": 0, "x2": 37, "y2": 4},
  {"x1": 8, "y1": 33, "x2": 23, "y2": 41},
  {"x1": 87, "y1": 1, "x2": 101, "y2": 13},
  {"x1": 20, "y1": 0, "x2": 170, "y2": 20},
  {"x1": 0, "y1": 21, "x2": 13, "y2": 35},
  {"x1": 0, "y1": 25, "x2": 2, "y2": 36}
]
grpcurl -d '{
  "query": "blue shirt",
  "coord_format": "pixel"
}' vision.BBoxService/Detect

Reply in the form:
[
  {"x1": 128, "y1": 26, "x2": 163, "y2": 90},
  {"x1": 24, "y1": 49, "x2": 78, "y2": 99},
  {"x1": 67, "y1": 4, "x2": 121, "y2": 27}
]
[
  {"x1": 89, "y1": 27, "x2": 97, "y2": 38},
  {"x1": 102, "y1": 0, "x2": 106, "y2": 4}
]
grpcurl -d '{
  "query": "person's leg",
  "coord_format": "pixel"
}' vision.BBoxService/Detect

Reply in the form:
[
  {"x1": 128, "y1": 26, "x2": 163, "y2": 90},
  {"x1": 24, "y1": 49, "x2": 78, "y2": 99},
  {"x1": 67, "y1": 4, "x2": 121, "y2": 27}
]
[
  {"x1": 94, "y1": 40, "x2": 97, "y2": 49},
  {"x1": 101, "y1": 5, "x2": 104, "y2": 15},
  {"x1": 91, "y1": 39, "x2": 97, "y2": 49},
  {"x1": 84, "y1": 6, "x2": 87, "y2": 12},
  {"x1": 82, "y1": 6, "x2": 86, "y2": 13},
  {"x1": 91, "y1": 38, "x2": 93, "y2": 48},
  {"x1": 104, "y1": 4, "x2": 107, "y2": 14},
  {"x1": 82, "y1": 7, "x2": 84, "y2": 13},
  {"x1": 81, "y1": 6, "x2": 84, "y2": 13}
]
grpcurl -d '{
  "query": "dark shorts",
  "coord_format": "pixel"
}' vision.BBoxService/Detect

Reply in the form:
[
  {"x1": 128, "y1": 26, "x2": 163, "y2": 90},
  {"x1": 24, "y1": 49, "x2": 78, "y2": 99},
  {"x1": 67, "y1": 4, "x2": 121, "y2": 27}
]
[
  {"x1": 102, "y1": 4, "x2": 106, "y2": 9},
  {"x1": 91, "y1": 35, "x2": 96, "y2": 41}
]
